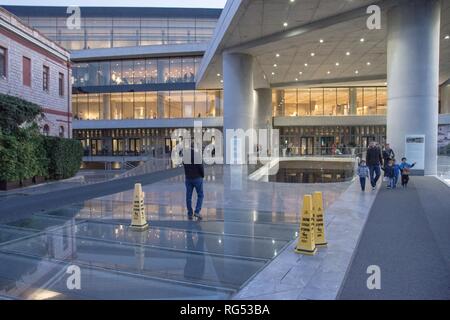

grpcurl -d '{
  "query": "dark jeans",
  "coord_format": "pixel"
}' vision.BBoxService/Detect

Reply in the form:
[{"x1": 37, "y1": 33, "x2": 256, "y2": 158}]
[
  {"x1": 401, "y1": 174, "x2": 410, "y2": 186},
  {"x1": 185, "y1": 177, "x2": 204, "y2": 216},
  {"x1": 359, "y1": 177, "x2": 366, "y2": 191},
  {"x1": 368, "y1": 165, "x2": 381, "y2": 188}
]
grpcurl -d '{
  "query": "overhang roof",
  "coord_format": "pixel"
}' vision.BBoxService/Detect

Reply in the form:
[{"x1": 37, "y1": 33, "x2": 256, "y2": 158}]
[{"x1": 197, "y1": 0, "x2": 450, "y2": 89}]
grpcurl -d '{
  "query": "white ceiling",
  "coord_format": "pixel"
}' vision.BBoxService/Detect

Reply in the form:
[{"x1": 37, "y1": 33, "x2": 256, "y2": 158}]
[{"x1": 197, "y1": 0, "x2": 450, "y2": 89}]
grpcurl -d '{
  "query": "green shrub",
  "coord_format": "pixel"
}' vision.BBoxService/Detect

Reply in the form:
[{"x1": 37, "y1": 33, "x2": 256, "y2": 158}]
[
  {"x1": 43, "y1": 137, "x2": 83, "y2": 179},
  {"x1": 0, "y1": 93, "x2": 43, "y2": 134},
  {"x1": 0, "y1": 132, "x2": 19, "y2": 181}
]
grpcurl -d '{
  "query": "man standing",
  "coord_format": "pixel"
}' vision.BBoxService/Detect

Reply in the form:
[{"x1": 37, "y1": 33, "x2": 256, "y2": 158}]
[
  {"x1": 183, "y1": 144, "x2": 204, "y2": 220},
  {"x1": 366, "y1": 141, "x2": 383, "y2": 190}
]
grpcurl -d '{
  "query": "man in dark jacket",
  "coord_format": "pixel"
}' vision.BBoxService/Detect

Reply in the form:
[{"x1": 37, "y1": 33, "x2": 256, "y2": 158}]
[
  {"x1": 366, "y1": 141, "x2": 383, "y2": 190},
  {"x1": 183, "y1": 145, "x2": 205, "y2": 220}
]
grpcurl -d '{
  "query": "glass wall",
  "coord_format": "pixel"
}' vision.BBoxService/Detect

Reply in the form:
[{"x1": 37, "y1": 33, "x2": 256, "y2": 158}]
[
  {"x1": 72, "y1": 56, "x2": 201, "y2": 86},
  {"x1": 73, "y1": 90, "x2": 222, "y2": 120},
  {"x1": 278, "y1": 125, "x2": 387, "y2": 156},
  {"x1": 21, "y1": 16, "x2": 218, "y2": 51},
  {"x1": 273, "y1": 87, "x2": 388, "y2": 116}
]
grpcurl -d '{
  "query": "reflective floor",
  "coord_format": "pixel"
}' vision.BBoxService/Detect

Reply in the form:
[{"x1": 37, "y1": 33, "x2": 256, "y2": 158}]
[
  {"x1": 0, "y1": 203, "x2": 297, "y2": 299},
  {"x1": 0, "y1": 165, "x2": 350, "y2": 299}
]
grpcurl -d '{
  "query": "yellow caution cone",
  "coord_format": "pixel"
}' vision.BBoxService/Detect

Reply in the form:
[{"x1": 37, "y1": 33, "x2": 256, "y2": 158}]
[
  {"x1": 295, "y1": 194, "x2": 317, "y2": 255},
  {"x1": 130, "y1": 183, "x2": 149, "y2": 230},
  {"x1": 313, "y1": 191, "x2": 327, "y2": 247}
]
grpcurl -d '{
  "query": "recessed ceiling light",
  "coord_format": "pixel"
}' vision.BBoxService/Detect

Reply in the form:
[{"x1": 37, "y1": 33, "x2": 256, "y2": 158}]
[
  {"x1": 355, "y1": 70, "x2": 359, "y2": 74},
  {"x1": 360, "y1": 38, "x2": 365, "y2": 42},
  {"x1": 220, "y1": 80, "x2": 223, "y2": 83},
  {"x1": 217, "y1": 73, "x2": 221, "y2": 77},
  {"x1": 335, "y1": 62, "x2": 340, "y2": 66},
  {"x1": 273, "y1": 64, "x2": 277, "y2": 67},
  {"x1": 327, "y1": 71, "x2": 331, "y2": 74},
  {"x1": 384, "y1": 82, "x2": 387, "y2": 85},
  {"x1": 299, "y1": 71, "x2": 303, "y2": 75},
  {"x1": 271, "y1": 72, "x2": 275, "y2": 75},
  {"x1": 366, "y1": 62, "x2": 371, "y2": 66},
  {"x1": 283, "y1": 22, "x2": 288, "y2": 27},
  {"x1": 310, "y1": 52, "x2": 315, "y2": 57},
  {"x1": 346, "y1": 51, "x2": 351, "y2": 56},
  {"x1": 304, "y1": 63, "x2": 308, "y2": 67},
  {"x1": 276, "y1": 53, "x2": 280, "y2": 57},
  {"x1": 445, "y1": 35, "x2": 450, "y2": 40},
  {"x1": 295, "y1": 78, "x2": 298, "y2": 81},
  {"x1": 290, "y1": 0, "x2": 295, "y2": 3},
  {"x1": 319, "y1": 39, "x2": 324, "y2": 43}
]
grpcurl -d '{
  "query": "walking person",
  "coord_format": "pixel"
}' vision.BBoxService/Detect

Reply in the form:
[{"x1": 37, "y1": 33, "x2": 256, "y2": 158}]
[
  {"x1": 399, "y1": 157, "x2": 416, "y2": 188},
  {"x1": 383, "y1": 159, "x2": 395, "y2": 189},
  {"x1": 382, "y1": 143, "x2": 395, "y2": 177},
  {"x1": 183, "y1": 143, "x2": 204, "y2": 220},
  {"x1": 357, "y1": 160, "x2": 370, "y2": 191},
  {"x1": 392, "y1": 159, "x2": 401, "y2": 188},
  {"x1": 366, "y1": 141, "x2": 383, "y2": 190}
]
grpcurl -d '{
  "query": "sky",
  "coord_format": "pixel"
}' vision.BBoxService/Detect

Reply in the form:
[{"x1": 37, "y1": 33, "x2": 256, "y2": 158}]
[{"x1": 0, "y1": 0, "x2": 226, "y2": 8}]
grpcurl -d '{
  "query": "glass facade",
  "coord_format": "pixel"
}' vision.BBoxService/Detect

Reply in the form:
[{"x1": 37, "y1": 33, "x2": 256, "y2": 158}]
[
  {"x1": 72, "y1": 57, "x2": 200, "y2": 86},
  {"x1": 74, "y1": 127, "x2": 220, "y2": 156},
  {"x1": 273, "y1": 87, "x2": 388, "y2": 116},
  {"x1": 72, "y1": 90, "x2": 222, "y2": 120},
  {"x1": 279, "y1": 125, "x2": 387, "y2": 156},
  {"x1": 18, "y1": 16, "x2": 218, "y2": 51}
]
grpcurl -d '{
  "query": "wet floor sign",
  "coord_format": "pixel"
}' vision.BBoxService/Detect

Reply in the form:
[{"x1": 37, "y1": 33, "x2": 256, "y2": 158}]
[
  {"x1": 130, "y1": 183, "x2": 149, "y2": 230},
  {"x1": 295, "y1": 194, "x2": 317, "y2": 255},
  {"x1": 313, "y1": 191, "x2": 327, "y2": 247}
]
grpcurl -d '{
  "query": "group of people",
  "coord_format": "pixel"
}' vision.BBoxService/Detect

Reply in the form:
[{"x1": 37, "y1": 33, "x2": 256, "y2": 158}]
[{"x1": 357, "y1": 142, "x2": 416, "y2": 191}]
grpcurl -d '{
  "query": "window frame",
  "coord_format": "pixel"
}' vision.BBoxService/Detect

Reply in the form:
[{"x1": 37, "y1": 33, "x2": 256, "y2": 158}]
[
  {"x1": 22, "y1": 56, "x2": 32, "y2": 87},
  {"x1": 0, "y1": 46, "x2": 7, "y2": 78},
  {"x1": 58, "y1": 72, "x2": 64, "y2": 96},
  {"x1": 43, "y1": 65, "x2": 50, "y2": 92}
]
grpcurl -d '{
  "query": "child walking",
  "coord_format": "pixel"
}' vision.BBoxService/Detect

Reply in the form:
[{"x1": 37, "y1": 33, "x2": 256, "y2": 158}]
[
  {"x1": 384, "y1": 159, "x2": 395, "y2": 189},
  {"x1": 357, "y1": 160, "x2": 370, "y2": 191},
  {"x1": 392, "y1": 159, "x2": 401, "y2": 189},
  {"x1": 399, "y1": 157, "x2": 416, "y2": 188}
]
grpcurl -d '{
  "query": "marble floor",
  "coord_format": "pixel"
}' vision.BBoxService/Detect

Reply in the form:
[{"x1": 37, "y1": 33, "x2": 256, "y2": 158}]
[{"x1": 0, "y1": 164, "x2": 354, "y2": 300}]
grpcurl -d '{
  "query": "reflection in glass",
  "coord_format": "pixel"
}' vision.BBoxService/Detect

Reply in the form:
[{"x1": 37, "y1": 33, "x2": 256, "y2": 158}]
[
  {"x1": 195, "y1": 91, "x2": 207, "y2": 118},
  {"x1": 169, "y1": 91, "x2": 182, "y2": 118},
  {"x1": 134, "y1": 93, "x2": 146, "y2": 119},
  {"x1": 337, "y1": 88, "x2": 349, "y2": 115},
  {"x1": 183, "y1": 90, "x2": 194, "y2": 118},
  {"x1": 181, "y1": 57, "x2": 195, "y2": 82},
  {"x1": 157, "y1": 59, "x2": 170, "y2": 83},
  {"x1": 111, "y1": 61, "x2": 122, "y2": 85},
  {"x1": 324, "y1": 88, "x2": 336, "y2": 116},
  {"x1": 146, "y1": 59, "x2": 157, "y2": 84},
  {"x1": 311, "y1": 88, "x2": 324, "y2": 116},
  {"x1": 134, "y1": 60, "x2": 146, "y2": 84},
  {"x1": 123, "y1": 93, "x2": 134, "y2": 119},
  {"x1": 146, "y1": 92, "x2": 157, "y2": 119},
  {"x1": 376, "y1": 87, "x2": 387, "y2": 115},
  {"x1": 285, "y1": 90, "x2": 297, "y2": 116},
  {"x1": 364, "y1": 88, "x2": 377, "y2": 115},
  {"x1": 122, "y1": 60, "x2": 134, "y2": 85},
  {"x1": 111, "y1": 93, "x2": 122, "y2": 120},
  {"x1": 298, "y1": 89, "x2": 310, "y2": 116}
]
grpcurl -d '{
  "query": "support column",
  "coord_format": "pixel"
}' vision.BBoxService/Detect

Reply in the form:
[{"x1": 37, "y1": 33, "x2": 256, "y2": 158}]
[
  {"x1": 223, "y1": 53, "x2": 255, "y2": 163},
  {"x1": 387, "y1": 0, "x2": 440, "y2": 175},
  {"x1": 102, "y1": 93, "x2": 111, "y2": 120},
  {"x1": 254, "y1": 88, "x2": 273, "y2": 131}
]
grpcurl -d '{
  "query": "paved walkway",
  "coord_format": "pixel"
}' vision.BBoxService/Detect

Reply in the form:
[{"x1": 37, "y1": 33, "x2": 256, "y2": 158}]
[
  {"x1": 338, "y1": 176, "x2": 450, "y2": 300},
  {"x1": 233, "y1": 177, "x2": 380, "y2": 300},
  {"x1": 0, "y1": 167, "x2": 184, "y2": 224}
]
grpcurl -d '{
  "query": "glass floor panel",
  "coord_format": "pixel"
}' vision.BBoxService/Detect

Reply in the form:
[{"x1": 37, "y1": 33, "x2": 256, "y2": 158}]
[
  {"x1": 0, "y1": 225, "x2": 37, "y2": 245},
  {"x1": 44, "y1": 200, "x2": 301, "y2": 224},
  {"x1": 0, "y1": 252, "x2": 231, "y2": 300},
  {"x1": 0, "y1": 201, "x2": 300, "y2": 299},
  {"x1": 49, "y1": 221, "x2": 287, "y2": 260},
  {"x1": 0, "y1": 231, "x2": 267, "y2": 290}
]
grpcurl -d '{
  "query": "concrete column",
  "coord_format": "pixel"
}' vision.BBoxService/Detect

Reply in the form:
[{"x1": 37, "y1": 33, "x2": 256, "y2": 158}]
[
  {"x1": 214, "y1": 90, "x2": 222, "y2": 116},
  {"x1": 387, "y1": 0, "x2": 440, "y2": 175},
  {"x1": 349, "y1": 88, "x2": 357, "y2": 115},
  {"x1": 223, "y1": 53, "x2": 255, "y2": 163},
  {"x1": 254, "y1": 88, "x2": 273, "y2": 130},
  {"x1": 157, "y1": 93, "x2": 165, "y2": 118}
]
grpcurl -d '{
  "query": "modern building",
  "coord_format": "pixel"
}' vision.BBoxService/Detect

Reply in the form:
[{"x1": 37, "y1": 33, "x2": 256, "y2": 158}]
[
  {"x1": 0, "y1": 7, "x2": 72, "y2": 137},
  {"x1": 3, "y1": 0, "x2": 450, "y2": 174}
]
